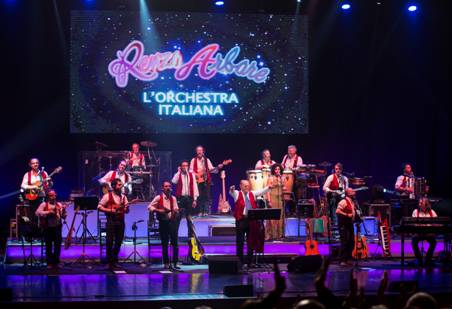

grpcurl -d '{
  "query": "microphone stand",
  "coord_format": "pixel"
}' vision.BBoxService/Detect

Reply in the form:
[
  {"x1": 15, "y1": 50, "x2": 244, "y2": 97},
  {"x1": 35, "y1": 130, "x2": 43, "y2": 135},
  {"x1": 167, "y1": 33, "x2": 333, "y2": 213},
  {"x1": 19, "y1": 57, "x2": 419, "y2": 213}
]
[{"x1": 125, "y1": 220, "x2": 145, "y2": 264}]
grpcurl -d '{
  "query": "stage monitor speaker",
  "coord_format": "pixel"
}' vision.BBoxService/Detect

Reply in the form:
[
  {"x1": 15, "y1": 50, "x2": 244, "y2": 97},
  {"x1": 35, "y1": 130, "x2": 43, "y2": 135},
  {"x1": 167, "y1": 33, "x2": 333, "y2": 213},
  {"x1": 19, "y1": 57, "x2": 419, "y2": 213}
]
[
  {"x1": 208, "y1": 255, "x2": 241, "y2": 274},
  {"x1": 287, "y1": 255, "x2": 322, "y2": 273},
  {"x1": 210, "y1": 225, "x2": 236, "y2": 236},
  {"x1": 0, "y1": 288, "x2": 13, "y2": 301},
  {"x1": 223, "y1": 284, "x2": 254, "y2": 297}
]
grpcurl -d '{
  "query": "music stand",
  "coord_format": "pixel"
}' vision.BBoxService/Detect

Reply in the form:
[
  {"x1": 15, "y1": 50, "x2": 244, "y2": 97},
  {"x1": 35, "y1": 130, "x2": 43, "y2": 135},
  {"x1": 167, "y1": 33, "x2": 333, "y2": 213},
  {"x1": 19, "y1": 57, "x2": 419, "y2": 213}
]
[
  {"x1": 73, "y1": 196, "x2": 98, "y2": 264},
  {"x1": 248, "y1": 209, "x2": 281, "y2": 268}
]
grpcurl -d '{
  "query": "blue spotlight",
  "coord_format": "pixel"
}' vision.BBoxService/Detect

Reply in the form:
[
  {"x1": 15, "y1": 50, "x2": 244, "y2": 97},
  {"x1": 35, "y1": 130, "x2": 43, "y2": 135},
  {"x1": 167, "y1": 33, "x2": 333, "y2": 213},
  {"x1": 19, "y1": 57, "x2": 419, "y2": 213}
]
[
  {"x1": 214, "y1": 1, "x2": 224, "y2": 6},
  {"x1": 408, "y1": 5, "x2": 417, "y2": 12},
  {"x1": 341, "y1": 3, "x2": 351, "y2": 10}
]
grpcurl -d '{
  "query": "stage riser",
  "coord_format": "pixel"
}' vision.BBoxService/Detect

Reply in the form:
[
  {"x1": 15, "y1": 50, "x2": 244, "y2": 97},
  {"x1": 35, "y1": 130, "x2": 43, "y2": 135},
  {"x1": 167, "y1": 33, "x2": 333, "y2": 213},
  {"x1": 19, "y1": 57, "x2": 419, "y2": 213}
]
[{"x1": 58, "y1": 203, "x2": 379, "y2": 238}]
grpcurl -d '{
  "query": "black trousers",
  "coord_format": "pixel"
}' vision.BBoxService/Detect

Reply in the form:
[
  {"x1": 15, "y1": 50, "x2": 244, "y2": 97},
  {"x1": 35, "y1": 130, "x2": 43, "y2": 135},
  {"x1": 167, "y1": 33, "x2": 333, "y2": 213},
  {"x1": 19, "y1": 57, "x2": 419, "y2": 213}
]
[
  {"x1": 197, "y1": 181, "x2": 211, "y2": 214},
  {"x1": 159, "y1": 219, "x2": 180, "y2": 265},
  {"x1": 327, "y1": 195, "x2": 340, "y2": 227},
  {"x1": 338, "y1": 217, "x2": 355, "y2": 262},
  {"x1": 412, "y1": 234, "x2": 437, "y2": 264},
  {"x1": 177, "y1": 196, "x2": 195, "y2": 237},
  {"x1": 106, "y1": 217, "x2": 125, "y2": 264},
  {"x1": 236, "y1": 218, "x2": 253, "y2": 264},
  {"x1": 43, "y1": 225, "x2": 62, "y2": 265}
]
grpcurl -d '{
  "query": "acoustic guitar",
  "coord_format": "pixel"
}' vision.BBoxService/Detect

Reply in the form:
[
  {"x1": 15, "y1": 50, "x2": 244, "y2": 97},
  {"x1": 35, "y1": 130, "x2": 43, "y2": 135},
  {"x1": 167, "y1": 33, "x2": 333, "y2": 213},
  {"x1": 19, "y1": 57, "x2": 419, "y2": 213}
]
[
  {"x1": 352, "y1": 222, "x2": 369, "y2": 259},
  {"x1": 305, "y1": 218, "x2": 320, "y2": 255},
  {"x1": 195, "y1": 159, "x2": 232, "y2": 183},
  {"x1": 218, "y1": 170, "x2": 231, "y2": 214},
  {"x1": 23, "y1": 166, "x2": 63, "y2": 201}
]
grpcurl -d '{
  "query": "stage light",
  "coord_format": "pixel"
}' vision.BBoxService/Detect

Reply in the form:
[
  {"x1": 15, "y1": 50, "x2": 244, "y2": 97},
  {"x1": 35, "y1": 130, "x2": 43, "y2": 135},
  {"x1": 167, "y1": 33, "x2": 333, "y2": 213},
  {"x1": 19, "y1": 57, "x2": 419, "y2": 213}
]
[
  {"x1": 408, "y1": 5, "x2": 417, "y2": 12},
  {"x1": 296, "y1": 0, "x2": 301, "y2": 3},
  {"x1": 341, "y1": 3, "x2": 351, "y2": 10},
  {"x1": 214, "y1": 1, "x2": 224, "y2": 6}
]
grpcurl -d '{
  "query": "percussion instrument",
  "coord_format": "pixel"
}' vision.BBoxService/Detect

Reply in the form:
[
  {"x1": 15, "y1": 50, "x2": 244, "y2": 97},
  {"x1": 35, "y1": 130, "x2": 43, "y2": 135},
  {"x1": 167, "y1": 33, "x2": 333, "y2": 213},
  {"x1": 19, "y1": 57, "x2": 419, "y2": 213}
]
[
  {"x1": 282, "y1": 170, "x2": 294, "y2": 201},
  {"x1": 140, "y1": 140, "x2": 157, "y2": 148},
  {"x1": 247, "y1": 170, "x2": 264, "y2": 191},
  {"x1": 128, "y1": 171, "x2": 152, "y2": 175},
  {"x1": 414, "y1": 177, "x2": 427, "y2": 198},
  {"x1": 349, "y1": 177, "x2": 366, "y2": 186},
  {"x1": 318, "y1": 161, "x2": 332, "y2": 168},
  {"x1": 261, "y1": 168, "x2": 271, "y2": 187}
]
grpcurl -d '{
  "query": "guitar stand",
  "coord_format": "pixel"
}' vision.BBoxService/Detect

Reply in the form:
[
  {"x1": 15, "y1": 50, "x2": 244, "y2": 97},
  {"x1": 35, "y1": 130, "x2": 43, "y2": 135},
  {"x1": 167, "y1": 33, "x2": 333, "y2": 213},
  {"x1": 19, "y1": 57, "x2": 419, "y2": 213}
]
[
  {"x1": 353, "y1": 221, "x2": 368, "y2": 269},
  {"x1": 124, "y1": 221, "x2": 146, "y2": 264}
]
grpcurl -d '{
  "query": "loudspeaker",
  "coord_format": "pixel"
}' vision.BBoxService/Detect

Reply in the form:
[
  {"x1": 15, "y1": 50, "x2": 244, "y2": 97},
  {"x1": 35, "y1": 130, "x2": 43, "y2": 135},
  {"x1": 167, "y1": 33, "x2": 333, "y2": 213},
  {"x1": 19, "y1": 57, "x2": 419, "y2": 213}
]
[
  {"x1": 210, "y1": 225, "x2": 236, "y2": 236},
  {"x1": 287, "y1": 255, "x2": 322, "y2": 273},
  {"x1": 208, "y1": 255, "x2": 241, "y2": 274},
  {"x1": 223, "y1": 284, "x2": 254, "y2": 297}
]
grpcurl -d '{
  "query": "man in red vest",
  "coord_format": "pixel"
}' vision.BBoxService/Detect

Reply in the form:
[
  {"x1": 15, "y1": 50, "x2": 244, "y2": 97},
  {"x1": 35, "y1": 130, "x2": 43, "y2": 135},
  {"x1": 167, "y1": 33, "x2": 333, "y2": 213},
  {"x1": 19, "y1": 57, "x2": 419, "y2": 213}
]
[
  {"x1": 229, "y1": 180, "x2": 271, "y2": 266},
  {"x1": 98, "y1": 160, "x2": 132, "y2": 195},
  {"x1": 98, "y1": 178, "x2": 130, "y2": 270},
  {"x1": 171, "y1": 160, "x2": 199, "y2": 237},
  {"x1": 127, "y1": 143, "x2": 146, "y2": 170},
  {"x1": 336, "y1": 188, "x2": 356, "y2": 266},
  {"x1": 148, "y1": 181, "x2": 180, "y2": 270},
  {"x1": 35, "y1": 189, "x2": 67, "y2": 269},
  {"x1": 323, "y1": 163, "x2": 349, "y2": 229}
]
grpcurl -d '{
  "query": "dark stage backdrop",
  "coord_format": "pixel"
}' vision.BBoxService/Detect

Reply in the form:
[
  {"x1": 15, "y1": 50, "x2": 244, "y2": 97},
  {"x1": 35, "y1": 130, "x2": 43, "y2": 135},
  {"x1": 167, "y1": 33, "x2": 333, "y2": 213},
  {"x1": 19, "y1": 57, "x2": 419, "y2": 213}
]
[{"x1": 0, "y1": 0, "x2": 451, "y2": 241}]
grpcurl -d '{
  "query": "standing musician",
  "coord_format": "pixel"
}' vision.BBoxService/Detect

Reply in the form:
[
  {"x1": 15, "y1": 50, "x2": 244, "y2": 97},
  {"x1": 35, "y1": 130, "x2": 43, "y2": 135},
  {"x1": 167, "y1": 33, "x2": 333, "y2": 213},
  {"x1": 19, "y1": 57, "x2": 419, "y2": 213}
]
[
  {"x1": 171, "y1": 160, "x2": 199, "y2": 237},
  {"x1": 411, "y1": 197, "x2": 437, "y2": 267},
  {"x1": 189, "y1": 145, "x2": 224, "y2": 216},
  {"x1": 395, "y1": 163, "x2": 415, "y2": 199},
  {"x1": 265, "y1": 164, "x2": 285, "y2": 240},
  {"x1": 35, "y1": 189, "x2": 67, "y2": 269},
  {"x1": 323, "y1": 163, "x2": 349, "y2": 227},
  {"x1": 98, "y1": 160, "x2": 132, "y2": 195},
  {"x1": 336, "y1": 188, "x2": 356, "y2": 266},
  {"x1": 127, "y1": 143, "x2": 146, "y2": 170},
  {"x1": 281, "y1": 145, "x2": 303, "y2": 171},
  {"x1": 229, "y1": 180, "x2": 271, "y2": 266},
  {"x1": 98, "y1": 178, "x2": 130, "y2": 270},
  {"x1": 21, "y1": 158, "x2": 52, "y2": 231},
  {"x1": 255, "y1": 149, "x2": 276, "y2": 170},
  {"x1": 148, "y1": 181, "x2": 180, "y2": 270}
]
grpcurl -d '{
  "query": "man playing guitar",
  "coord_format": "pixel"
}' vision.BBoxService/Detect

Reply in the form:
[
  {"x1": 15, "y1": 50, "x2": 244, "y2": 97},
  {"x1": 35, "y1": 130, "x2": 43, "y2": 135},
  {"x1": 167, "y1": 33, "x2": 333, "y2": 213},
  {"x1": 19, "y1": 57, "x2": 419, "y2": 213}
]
[
  {"x1": 98, "y1": 160, "x2": 132, "y2": 195},
  {"x1": 189, "y1": 145, "x2": 224, "y2": 216},
  {"x1": 323, "y1": 163, "x2": 349, "y2": 228},
  {"x1": 35, "y1": 190, "x2": 67, "y2": 269},
  {"x1": 97, "y1": 178, "x2": 130, "y2": 270},
  {"x1": 148, "y1": 181, "x2": 180, "y2": 270}
]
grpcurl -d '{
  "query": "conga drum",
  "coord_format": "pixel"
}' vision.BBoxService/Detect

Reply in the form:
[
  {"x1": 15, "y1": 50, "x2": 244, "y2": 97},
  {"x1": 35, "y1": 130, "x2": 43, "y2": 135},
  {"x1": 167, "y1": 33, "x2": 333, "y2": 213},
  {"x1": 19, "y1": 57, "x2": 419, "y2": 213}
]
[
  {"x1": 261, "y1": 168, "x2": 271, "y2": 187},
  {"x1": 282, "y1": 171, "x2": 294, "y2": 201},
  {"x1": 247, "y1": 170, "x2": 263, "y2": 191}
]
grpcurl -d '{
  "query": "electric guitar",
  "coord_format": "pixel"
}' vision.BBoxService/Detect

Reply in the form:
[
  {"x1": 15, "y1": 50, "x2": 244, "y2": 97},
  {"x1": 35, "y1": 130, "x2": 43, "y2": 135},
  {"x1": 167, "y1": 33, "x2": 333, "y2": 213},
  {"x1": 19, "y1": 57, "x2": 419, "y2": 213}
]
[
  {"x1": 101, "y1": 178, "x2": 144, "y2": 195},
  {"x1": 218, "y1": 170, "x2": 231, "y2": 214},
  {"x1": 328, "y1": 186, "x2": 369, "y2": 199},
  {"x1": 23, "y1": 166, "x2": 63, "y2": 201},
  {"x1": 305, "y1": 218, "x2": 320, "y2": 256},
  {"x1": 195, "y1": 159, "x2": 232, "y2": 183}
]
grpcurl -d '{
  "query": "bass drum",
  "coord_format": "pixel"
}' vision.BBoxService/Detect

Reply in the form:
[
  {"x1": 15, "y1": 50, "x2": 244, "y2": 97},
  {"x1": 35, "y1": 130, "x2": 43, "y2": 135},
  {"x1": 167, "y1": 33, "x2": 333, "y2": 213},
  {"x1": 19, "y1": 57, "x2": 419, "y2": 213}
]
[
  {"x1": 282, "y1": 171, "x2": 294, "y2": 201},
  {"x1": 247, "y1": 170, "x2": 263, "y2": 191}
]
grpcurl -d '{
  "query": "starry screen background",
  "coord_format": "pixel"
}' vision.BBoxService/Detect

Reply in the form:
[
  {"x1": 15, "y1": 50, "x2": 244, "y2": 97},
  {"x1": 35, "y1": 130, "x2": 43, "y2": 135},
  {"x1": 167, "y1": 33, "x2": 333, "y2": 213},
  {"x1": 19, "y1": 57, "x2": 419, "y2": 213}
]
[{"x1": 70, "y1": 10, "x2": 309, "y2": 134}]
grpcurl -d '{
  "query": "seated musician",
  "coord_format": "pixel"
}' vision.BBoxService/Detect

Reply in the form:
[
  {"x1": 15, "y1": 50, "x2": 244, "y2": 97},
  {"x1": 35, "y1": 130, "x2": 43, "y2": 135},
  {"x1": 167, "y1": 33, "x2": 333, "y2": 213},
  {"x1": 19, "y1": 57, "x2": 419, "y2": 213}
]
[
  {"x1": 411, "y1": 197, "x2": 437, "y2": 267},
  {"x1": 98, "y1": 160, "x2": 132, "y2": 195},
  {"x1": 127, "y1": 143, "x2": 146, "y2": 170},
  {"x1": 35, "y1": 190, "x2": 67, "y2": 269},
  {"x1": 323, "y1": 163, "x2": 349, "y2": 228},
  {"x1": 255, "y1": 149, "x2": 275, "y2": 170},
  {"x1": 336, "y1": 188, "x2": 356, "y2": 266}
]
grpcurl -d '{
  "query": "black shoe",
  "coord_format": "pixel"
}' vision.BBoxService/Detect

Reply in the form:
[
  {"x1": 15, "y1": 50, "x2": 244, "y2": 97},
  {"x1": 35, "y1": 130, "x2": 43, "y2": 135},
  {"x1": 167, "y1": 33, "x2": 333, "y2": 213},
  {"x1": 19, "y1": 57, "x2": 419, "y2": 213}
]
[{"x1": 171, "y1": 264, "x2": 181, "y2": 270}]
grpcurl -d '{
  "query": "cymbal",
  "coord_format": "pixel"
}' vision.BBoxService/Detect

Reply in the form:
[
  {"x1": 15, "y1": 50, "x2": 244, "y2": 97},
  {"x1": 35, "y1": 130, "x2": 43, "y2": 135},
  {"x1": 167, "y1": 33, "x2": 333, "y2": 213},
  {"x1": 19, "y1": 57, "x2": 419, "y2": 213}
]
[
  {"x1": 140, "y1": 140, "x2": 157, "y2": 148},
  {"x1": 318, "y1": 161, "x2": 332, "y2": 167}
]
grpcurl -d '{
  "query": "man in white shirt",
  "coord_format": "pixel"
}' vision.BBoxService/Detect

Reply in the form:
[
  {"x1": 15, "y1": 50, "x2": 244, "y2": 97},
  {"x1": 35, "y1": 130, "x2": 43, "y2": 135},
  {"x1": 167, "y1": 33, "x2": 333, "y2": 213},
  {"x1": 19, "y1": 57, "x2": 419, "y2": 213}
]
[
  {"x1": 411, "y1": 197, "x2": 437, "y2": 267},
  {"x1": 98, "y1": 160, "x2": 132, "y2": 195},
  {"x1": 172, "y1": 160, "x2": 199, "y2": 238},
  {"x1": 255, "y1": 149, "x2": 275, "y2": 170},
  {"x1": 323, "y1": 163, "x2": 349, "y2": 227},
  {"x1": 229, "y1": 180, "x2": 271, "y2": 265},
  {"x1": 281, "y1": 145, "x2": 303, "y2": 171},
  {"x1": 148, "y1": 181, "x2": 180, "y2": 270}
]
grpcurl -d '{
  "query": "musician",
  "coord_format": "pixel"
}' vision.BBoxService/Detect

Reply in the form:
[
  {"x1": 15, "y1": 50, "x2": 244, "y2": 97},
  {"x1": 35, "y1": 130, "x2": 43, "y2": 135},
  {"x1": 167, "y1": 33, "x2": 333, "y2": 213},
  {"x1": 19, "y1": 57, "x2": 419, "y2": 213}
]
[
  {"x1": 171, "y1": 160, "x2": 199, "y2": 237},
  {"x1": 127, "y1": 143, "x2": 146, "y2": 170},
  {"x1": 255, "y1": 149, "x2": 276, "y2": 170},
  {"x1": 395, "y1": 163, "x2": 415, "y2": 199},
  {"x1": 21, "y1": 158, "x2": 52, "y2": 231},
  {"x1": 265, "y1": 164, "x2": 285, "y2": 240},
  {"x1": 323, "y1": 163, "x2": 349, "y2": 227},
  {"x1": 281, "y1": 145, "x2": 303, "y2": 171},
  {"x1": 98, "y1": 160, "x2": 132, "y2": 194},
  {"x1": 336, "y1": 188, "x2": 356, "y2": 266},
  {"x1": 148, "y1": 181, "x2": 180, "y2": 270},
  {"x1": 411, "y1": 197, "x2": 437, "y2": 267},
  {"x1": 189, "y1": 145, "x2": 223, "y2": 216},
  {"x1": 98, "y1": 178, "x2": 130, "y2": 270},
  {"x1": 35, "y1": 190, "x2": 67, "y2": 269},
  {"x1": 229, "y1": 180, "x2": 271, "y2": 266}
]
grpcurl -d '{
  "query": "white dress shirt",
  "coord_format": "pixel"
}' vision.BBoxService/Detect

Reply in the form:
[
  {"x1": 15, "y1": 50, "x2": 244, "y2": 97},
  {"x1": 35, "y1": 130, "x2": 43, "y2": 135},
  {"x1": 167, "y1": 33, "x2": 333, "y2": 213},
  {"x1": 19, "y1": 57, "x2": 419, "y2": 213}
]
[{"x1": 171, "y1": 171, "x2": 199, "y2": 199}]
